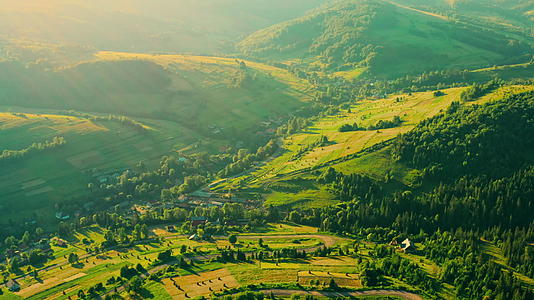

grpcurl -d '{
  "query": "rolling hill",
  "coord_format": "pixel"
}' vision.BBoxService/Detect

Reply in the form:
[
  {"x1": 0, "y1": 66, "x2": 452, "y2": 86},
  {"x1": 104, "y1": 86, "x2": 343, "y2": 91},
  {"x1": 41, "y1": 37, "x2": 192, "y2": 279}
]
[
  {"x1": 0, "y1": 53, "x2": 313, "y2": 139},
  {"x1": 0, "y1": 110, "x2": 191, "y2": 225},
  {"x1": 0, "y1": 53, "x2": 314, "y2": 224},
  {"x1": 238, "y1": 0, "x2": 533, "y2": 79}
]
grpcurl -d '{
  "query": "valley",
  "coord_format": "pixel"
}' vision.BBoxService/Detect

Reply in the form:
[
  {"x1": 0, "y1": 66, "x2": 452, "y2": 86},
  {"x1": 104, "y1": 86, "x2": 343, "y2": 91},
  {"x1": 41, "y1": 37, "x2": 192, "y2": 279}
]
[{"x1": 0, "y1": 0, "x2": 533, "y2": 299}]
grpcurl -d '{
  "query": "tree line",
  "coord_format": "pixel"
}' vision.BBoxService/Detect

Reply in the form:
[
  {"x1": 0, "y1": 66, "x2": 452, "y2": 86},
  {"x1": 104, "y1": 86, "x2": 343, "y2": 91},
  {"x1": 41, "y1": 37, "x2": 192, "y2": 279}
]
[{"x1": 0, "y1": 136, "x2": 66, "y2": 165}]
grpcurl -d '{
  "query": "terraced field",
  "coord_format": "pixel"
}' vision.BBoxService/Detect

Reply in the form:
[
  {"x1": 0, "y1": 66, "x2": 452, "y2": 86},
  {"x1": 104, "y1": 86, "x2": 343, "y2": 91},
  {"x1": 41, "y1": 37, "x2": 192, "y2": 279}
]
[{"x1": 0, "y1": 110, "x2": 190, "y2": 225}]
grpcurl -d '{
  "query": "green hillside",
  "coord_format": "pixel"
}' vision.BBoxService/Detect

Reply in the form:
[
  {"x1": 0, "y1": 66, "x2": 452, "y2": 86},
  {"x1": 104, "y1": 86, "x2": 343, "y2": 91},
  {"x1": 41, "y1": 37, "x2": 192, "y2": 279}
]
[
  {"x1": 1, "y1": 1, "x2": 534, "y2": 299},
  {"x1": 238, "y1": 0, "x2": 533, "y2": 78},
  {"x1": 0, "y1": 53, "x2": 314, "y2": 225},
  {"x1": 0, "y1": 53, "x2": 313, "y2": 139},
  {"x1": 216, "y1": 84, "x2": 534, "y2": 207}
]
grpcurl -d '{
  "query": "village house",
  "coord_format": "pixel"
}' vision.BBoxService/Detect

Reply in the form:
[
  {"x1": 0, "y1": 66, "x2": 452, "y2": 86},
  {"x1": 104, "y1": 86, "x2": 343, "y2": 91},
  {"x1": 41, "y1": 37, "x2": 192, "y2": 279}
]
[
  {"x1": 400, "y1": 238, "x2": 416, "y2": 253},
  {"x1": 54, "y1": 238, "x2": 68, "y2": 247},
  {"x1": 191, "y1": 216, "x2": 208, "y2": 227}
]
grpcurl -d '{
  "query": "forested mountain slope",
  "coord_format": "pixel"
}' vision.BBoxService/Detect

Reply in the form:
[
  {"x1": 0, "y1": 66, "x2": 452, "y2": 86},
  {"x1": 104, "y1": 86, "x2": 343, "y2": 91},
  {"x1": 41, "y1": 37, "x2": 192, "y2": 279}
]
[
  {"x1": 392, "y1": 91, "x2": 534, "y2": 179},
  {"x1": 286, "y1": 91, "x2": 534, "y2": 299},
  {"x1": 238, "y1": 0, "x2": 533, "y2": 78}
]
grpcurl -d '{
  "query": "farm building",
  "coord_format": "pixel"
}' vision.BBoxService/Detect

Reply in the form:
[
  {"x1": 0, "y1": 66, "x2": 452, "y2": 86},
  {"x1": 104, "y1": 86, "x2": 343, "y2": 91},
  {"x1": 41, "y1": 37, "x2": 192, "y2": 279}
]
[
  {"x1": 191, "y1": 216, "x2": 208, "y2": 227},
  {"x1": 400, "y1": 238, "x2": 415, "y2": 253}
]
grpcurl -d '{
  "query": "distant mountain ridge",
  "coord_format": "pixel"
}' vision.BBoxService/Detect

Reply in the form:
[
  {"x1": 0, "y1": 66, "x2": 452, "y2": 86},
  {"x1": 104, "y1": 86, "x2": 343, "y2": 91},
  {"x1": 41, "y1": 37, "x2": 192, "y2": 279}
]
[{"x1": 238, "y1": 0, "x2": 533, "y2": 79}]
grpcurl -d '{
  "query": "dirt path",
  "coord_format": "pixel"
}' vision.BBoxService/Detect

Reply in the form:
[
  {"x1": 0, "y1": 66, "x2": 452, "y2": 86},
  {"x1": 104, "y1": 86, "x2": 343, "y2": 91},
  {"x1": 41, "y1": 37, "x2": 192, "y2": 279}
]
[
  {"x1": 385, "y1": 0, "x2": 448, "y2": 21},
  {"x1": 261, "y1": 289, "x2": 424, "y2": 300}
]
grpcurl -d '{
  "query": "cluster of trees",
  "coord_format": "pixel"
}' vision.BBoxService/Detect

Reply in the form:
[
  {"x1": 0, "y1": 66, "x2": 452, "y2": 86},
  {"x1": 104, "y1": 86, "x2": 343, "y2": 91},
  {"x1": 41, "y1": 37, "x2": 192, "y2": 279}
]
[
  {"x1": 367, "y1": 116, "x2": 402, "y2": 130},
  {"x1": 2, "y1": 227, "x2": 49, "y2": 272},
  {"x1": 393, "y1": 91, "x2": 534, "y2": 179},
  {"x1": 219, "y1": 139, "x2": 279, "y2": 178},
  {"x1": 338, "y1": 116, "x2": 402, "y2": 132},
  {"x1": 459, "y1": 79, "x2": 501, "y2": 102},
  {"x1": 316, "y1": 168, "x2": 382, "y2": 202},
  {"x1": 362, "y1": 247, "x2": 436, "y2": 291},
  {"x1": 338, "y1": 122, "x2": 361, "y2": 132},
  {"x1": 86, "y1": 153, "x2": 221, "y2": 211},
  {"x1": 0, "y1": 136, "x2": 66, "y2": 165},
  {"x1": 60, "y1": 110, "x2": 148, "y2": 132},
  {"x1": 216, "y1": 245, "x2": 336, "y2": 264},
  {"x1": 99, "y1": 223, "x2": 151, "y2": 248}
]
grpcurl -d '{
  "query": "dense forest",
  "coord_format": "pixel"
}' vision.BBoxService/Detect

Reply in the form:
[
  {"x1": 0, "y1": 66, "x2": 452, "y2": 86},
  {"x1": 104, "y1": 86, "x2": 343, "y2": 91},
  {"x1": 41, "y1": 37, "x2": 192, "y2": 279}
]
[
  {"x1": 283, "y1": 91, "x2": 534, "y2": 298},
  {"x1": 392, "y1": 91, "x2": 534, "y2": 179}
]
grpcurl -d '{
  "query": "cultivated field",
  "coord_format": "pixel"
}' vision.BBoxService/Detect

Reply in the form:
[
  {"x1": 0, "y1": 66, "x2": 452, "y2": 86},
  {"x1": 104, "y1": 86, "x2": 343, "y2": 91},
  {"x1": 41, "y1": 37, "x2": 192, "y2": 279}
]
[
  {"x1": 162, "y1": 269, "x2": 239, "y2": 299},
  {"x1": 298, "y1": 270, "x2": 361, "y2": 288},
  {"x1": 6, "y1": 224, "x2": 353, "y2": 300}
]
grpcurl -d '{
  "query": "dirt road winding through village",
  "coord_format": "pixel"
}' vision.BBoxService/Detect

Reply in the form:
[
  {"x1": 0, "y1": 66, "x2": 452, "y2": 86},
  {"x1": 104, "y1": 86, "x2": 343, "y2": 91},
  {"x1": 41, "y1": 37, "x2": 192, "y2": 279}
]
[{"x1": 260, "y1": 289, "x2": 424, "y2": 300}]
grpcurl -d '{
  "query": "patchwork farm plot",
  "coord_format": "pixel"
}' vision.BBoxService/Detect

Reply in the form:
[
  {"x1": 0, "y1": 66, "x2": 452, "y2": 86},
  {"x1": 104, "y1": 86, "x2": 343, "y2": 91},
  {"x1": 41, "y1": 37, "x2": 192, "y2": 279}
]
[
  {"x1": 5, "y1": 224, "x2": 358, "y2": 300},
  {"x1": 214, "y1": 85, "x2": 534, "y2": 208},
  {"x1": 162, "y1": 269, "x2": 239, "y2": 299},
  {"x1": 231, "y1": 87, "x2": 469, "y2": 184}
]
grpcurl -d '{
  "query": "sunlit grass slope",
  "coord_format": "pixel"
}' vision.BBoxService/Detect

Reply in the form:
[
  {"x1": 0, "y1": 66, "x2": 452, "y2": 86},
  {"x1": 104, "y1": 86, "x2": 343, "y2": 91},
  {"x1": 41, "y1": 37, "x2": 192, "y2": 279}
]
[
  {"x1": 90, "y1": 51, "x2": 314, "y2": 132},
  {"x1": 0, "y1": 52, "x2": 313, "y2": 135},
  {"x1": 216, "y1": 85, "x2": 534, "y2": 207}
]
